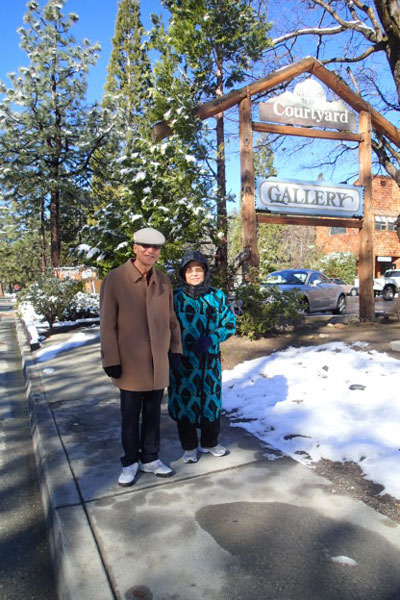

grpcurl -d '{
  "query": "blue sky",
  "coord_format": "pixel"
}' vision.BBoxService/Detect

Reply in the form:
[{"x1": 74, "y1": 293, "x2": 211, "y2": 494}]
[{"x1": 0, "y1": 0, "x2": 361, "y2": 204}]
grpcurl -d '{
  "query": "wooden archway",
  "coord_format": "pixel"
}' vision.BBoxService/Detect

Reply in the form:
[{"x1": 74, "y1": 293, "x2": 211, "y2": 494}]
[{"x1": 153, "y1": 57, "x2": 400, "y2": 321}]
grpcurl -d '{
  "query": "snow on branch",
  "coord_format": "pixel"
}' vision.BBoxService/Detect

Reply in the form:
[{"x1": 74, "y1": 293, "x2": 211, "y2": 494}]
[{"x1": 273, "y1": 25, "x2": 345, "y2": 46}]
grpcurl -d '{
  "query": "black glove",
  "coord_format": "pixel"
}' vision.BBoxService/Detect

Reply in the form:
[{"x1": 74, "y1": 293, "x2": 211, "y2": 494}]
[
  {"x1": 169, "y1": 353, "x2": 182, "y2": 370},
  {"x1": 191, "y1": 336, "x2": 212, "y2": 357},
  {"x1": 104, "y1": 364, "x2": 122, "y2": 378}
]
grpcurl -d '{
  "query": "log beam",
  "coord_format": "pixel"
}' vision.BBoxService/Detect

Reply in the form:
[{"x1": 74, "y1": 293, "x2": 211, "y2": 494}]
[
  {"x1": 240, "y1": 95, "x2": 259, "y2": 271},
  {"x1": 253, "y1": 121, "x2": 363, "y2": 142},
  {"x1": 358, "y1": 110, "x2": 375, "y2": 321},
  {"x1": 257, "y1": 213, "x2": 362, "y2": 228}
]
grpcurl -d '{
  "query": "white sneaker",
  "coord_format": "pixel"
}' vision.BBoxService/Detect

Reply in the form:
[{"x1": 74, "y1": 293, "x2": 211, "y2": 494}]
[
  {"x1": 183, "y1": 449, "x2": 198, "y2": 463},
  {"x1": 199, "y1": 444, "x2": 227, "y2": 457},
  {"x1": 139, "y1": 459, "x2": 174, "y2": 477},
  {"x1": 118, "y1": 463, "x2": 138, "y2": 487}
]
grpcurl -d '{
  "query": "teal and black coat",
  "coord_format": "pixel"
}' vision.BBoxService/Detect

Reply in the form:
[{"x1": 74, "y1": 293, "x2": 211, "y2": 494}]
[{"x1": 168, "y1": 287, "x2": 236, "y2": 427}]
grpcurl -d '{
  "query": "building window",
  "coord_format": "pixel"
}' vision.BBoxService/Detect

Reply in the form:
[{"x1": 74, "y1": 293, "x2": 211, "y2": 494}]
[
  {"x1": 329, "y1": 227, "x2": 346, "y2": 235},
  {"x1": 375, "y1": 216, "x2": 397, "y2": 231},
  {"x1": 375, "y1": 216, "x2": 386, "y2": 231}
]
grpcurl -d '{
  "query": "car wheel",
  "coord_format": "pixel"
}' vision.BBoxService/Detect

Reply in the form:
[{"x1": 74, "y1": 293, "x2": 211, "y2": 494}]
[
  {"x1": 299, "y1": 297, "x2": 310, "y2": 314},
  {"x1": 383, "y1": 285, "x2": 395, "y2": 301},
  {"x1": 333, "y1": 294, "x2": 346, "y2": 314},
  {"x1": 349, "y1": 287, "x2": 358, "y2": 297}
]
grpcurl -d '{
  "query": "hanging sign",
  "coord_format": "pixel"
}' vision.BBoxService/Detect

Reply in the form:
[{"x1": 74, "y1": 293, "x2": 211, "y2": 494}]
[
  {"x1": 259, "y1": 78, "x2": 357, "y2": 132},
  {"x1": 257, "y1": 178, "x2": 364, "y2": 218}
]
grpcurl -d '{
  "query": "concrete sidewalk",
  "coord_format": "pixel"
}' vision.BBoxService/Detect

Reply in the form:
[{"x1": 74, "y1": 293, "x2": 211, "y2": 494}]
[{"x1": 15, "y1": 316, "x2": 400, "y2": 600}]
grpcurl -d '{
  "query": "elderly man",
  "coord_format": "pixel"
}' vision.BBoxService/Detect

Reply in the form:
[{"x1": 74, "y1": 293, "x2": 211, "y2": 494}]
[{"x1": 100, "y1": 227, "x2": 182, "y2": 486}]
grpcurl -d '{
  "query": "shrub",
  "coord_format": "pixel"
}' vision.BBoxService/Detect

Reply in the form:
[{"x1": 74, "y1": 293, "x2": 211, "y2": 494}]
[
  {"x1": 233, "y1": 278, "x2": 304, "y2": 340},
  {"x1": 18, "y1": 272, "x2": 83, "y2": 327},
  {"x1": 62, "y1": 291, "x2": 100, "y2": 320}
]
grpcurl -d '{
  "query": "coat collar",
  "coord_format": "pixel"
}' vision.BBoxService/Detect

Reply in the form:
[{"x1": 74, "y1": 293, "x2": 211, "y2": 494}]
[{"x1": 122, "y1": 258, "x2": 160, "y2": 285}]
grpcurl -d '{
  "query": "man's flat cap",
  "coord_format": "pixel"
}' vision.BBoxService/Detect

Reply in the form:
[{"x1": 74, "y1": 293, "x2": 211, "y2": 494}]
[{"x1": 133, "y1": 227, "x2": 166, "y2": 245}]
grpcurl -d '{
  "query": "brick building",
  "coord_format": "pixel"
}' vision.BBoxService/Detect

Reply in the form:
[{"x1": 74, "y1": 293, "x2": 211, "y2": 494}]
[{"x1": 316, "y1": 175, "x2": 400, "y2": 277}]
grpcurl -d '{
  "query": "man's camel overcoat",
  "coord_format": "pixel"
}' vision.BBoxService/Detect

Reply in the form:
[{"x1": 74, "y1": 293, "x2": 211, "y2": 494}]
[{"x1": 100, "y1": 259, "x2": 182, "y2": 391}]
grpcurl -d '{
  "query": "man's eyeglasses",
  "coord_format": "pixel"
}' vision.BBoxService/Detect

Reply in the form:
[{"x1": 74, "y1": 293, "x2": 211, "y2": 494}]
[{"x1": 136, "y1": 243, "x2": 162, "y2": 250}]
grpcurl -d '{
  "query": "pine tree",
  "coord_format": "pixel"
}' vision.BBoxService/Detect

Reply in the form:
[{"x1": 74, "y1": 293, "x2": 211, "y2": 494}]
[
  {"x1": 103, "y1": 0, "x2": 151, "y2": 136},
  {"x1": 80, "y1": 96, "x2": 216, "y2": 274},
  {"x1": 0, "y1": 202, "x2": 43, "y2": 289},
  {"x1": 81, "y1": 0, "x2": 216, "y2": 275},
  {"x1": 159, "y1": 0, "x2": 271, "y2": 277},
  {"x1": 90, "y1": 0, "x2": 152, "y2": 212},
  {"x1": 0, "y1": 0, "x2": 108, "y2": 268}
]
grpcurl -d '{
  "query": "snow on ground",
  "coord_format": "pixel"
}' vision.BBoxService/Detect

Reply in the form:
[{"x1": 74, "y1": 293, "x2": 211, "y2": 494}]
[
  {"x1": 17, "y1": 299, "x2": 99, "y2": 347},
  {"x1": 35, "y1": 331, "x2": 99, "y2": 362},
  {"x1": 222, "y1": 341, "x2": 400, "y2": 500}
]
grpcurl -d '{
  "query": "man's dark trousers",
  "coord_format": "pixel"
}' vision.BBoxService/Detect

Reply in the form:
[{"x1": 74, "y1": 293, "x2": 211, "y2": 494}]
[{"x1": 120, "y1": 389, "x2": 163, "y2": 466}]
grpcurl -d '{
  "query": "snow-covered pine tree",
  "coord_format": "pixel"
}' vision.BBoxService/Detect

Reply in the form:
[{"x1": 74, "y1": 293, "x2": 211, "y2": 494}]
[
  {"x1": 158, "y1": 0, "x2": 272, "y2": 278},
  {"x1": 0, "y1": 0, "x2": 108, "y2": 268},
  {"x1": 81, "y1": 0, "x2": 216, "y2": 275}
]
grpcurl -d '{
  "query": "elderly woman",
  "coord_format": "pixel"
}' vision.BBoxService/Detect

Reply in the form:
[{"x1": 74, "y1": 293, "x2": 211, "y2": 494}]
[{"x1": 168, "y1": 250, "x2": 236, "y2": 463}]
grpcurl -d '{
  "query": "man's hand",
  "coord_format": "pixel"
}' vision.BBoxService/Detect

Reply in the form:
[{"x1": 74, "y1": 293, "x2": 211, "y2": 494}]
[
  {"x1": 169, "y1": 353, "x2": 182, "y2": 370},
  {"x1": 104, "y1": 364, "x2": 122, "y2": 378}
]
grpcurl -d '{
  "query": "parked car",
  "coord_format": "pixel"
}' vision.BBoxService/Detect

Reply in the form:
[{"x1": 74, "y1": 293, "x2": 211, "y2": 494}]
[
  {"x1": 354, "y1": 276, "x2": 394, "y2": 298},
  {"x1": 373, "y1": 269, "x2": 400, "y2": 301},
  {"x1": 263, "y1": 269, "x2": 347, "y2": 314},
  {"x1": 330, "y1": 277, "x2": 359, "y2": 296}
]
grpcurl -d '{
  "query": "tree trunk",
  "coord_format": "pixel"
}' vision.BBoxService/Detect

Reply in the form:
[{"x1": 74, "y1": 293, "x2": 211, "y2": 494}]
[
  {"x1": 40, "y1": 196, "x2": 47, "y2": 273},
  {"x1": 215, "y1": 112, "x2": 227, "y2": 275},
  {"x1": 50, "y1": 189, "x2": 60, "y2": 268},
  {"x1": 374, "y1": 0, "x2": 400, "y2": 104},
  {"x1": 214, "y1": 48, "x2": 228, "y2": 281}
]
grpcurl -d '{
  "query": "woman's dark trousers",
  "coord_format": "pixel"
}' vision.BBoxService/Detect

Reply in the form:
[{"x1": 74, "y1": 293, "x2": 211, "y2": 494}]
[{"x1": 177, "y1": 417, "x2": 220, "y2": 451}]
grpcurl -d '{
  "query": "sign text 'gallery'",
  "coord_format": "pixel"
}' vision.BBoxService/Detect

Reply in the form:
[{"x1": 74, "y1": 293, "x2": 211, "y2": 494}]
[{"x1": 258, "y1": 179, "x2": 363, "y2": 219}]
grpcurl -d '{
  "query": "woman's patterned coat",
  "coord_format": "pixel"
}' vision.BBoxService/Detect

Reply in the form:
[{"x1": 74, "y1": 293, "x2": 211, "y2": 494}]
[{"x1": 168, "y1": 287, "x2": 236, "y2": 427}]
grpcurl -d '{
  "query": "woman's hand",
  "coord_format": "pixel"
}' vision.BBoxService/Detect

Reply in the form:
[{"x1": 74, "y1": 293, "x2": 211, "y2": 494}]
[{"x1": 191, "y1": 336, "x2": 212, "y2": 357}]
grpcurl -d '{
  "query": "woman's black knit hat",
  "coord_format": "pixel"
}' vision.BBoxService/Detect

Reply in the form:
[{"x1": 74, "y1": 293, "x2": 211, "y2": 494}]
[
  {"x1": 179, "y1": 250, "x2": 209, "y2": 279},
  {"x1": 179, "y1": 250, "x2": 211, "y2": 298}
]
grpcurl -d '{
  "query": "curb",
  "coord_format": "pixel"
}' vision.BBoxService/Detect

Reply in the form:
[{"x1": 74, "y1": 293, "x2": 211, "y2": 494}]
[{"x1": 15, "y1": 315, "x2": 115, "y2": 600}]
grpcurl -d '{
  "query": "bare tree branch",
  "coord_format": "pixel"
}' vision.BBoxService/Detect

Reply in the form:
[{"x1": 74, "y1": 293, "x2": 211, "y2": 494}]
[
  {"x1": 312, "y1": 0, "x2": 383, "y2": 41},
  {"x1": 272, "y1": 25, "x2": 345, "y2": 45},
  {"x1": 344, "y1": 0, "x2": 384, "y2": 39},
  {"x1": 265, "y1": 0, "x2": 400, "y2": 212},
  {"x1": 321, "y1": 41, "x2": 387, "y2": 65}
]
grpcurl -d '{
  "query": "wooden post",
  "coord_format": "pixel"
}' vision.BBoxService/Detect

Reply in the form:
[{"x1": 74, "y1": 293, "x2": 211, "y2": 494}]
[
  {"x1": 239, "y1": 94, "x2": 259, "y2": 274},
  {"x1": 358, "y1": 110, "x2": 375, "y2": 321}
]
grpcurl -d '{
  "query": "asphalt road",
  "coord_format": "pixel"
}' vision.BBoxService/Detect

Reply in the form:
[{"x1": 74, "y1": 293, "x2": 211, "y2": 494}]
[
  {"x1": 0, "y1": 301, "x2": 56, "y2": 600},
  {"x1": 344, "y1": 294, "x2": 396, "y2": 315}
]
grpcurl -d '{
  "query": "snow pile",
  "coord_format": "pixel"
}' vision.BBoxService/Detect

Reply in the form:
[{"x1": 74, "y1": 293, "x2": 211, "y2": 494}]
[{"x1": 223, "y1": 342, "x2": 400, "y2": 499}]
